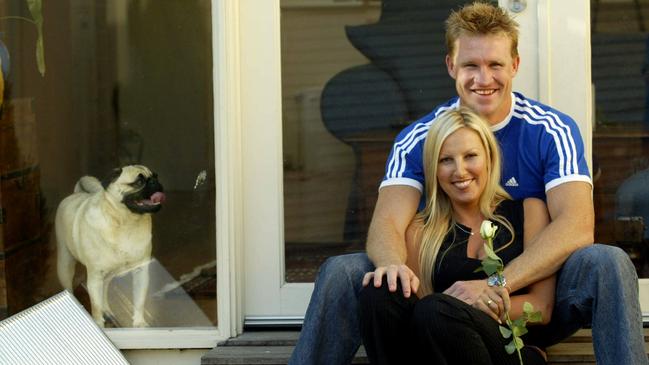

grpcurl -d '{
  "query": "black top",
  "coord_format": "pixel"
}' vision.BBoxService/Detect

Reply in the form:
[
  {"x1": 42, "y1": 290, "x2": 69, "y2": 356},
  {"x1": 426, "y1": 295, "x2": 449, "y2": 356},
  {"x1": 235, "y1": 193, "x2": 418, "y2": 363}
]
[{"x1": 433, "y1": 200, "x2": 524, "y2": 293}]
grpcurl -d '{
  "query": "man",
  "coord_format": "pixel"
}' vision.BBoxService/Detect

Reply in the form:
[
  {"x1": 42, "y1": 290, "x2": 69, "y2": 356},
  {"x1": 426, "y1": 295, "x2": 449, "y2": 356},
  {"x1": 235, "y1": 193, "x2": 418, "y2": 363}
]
[{"x1": 289, "y1": 3, "x2": 645, "y2": 365}]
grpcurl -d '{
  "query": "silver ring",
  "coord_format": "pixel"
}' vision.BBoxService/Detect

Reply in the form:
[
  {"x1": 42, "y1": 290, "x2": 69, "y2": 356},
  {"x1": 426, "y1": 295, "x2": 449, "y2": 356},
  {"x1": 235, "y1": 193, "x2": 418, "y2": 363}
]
[{"x1": 486, "y1": 299, "x2": 494, "y2": 306}]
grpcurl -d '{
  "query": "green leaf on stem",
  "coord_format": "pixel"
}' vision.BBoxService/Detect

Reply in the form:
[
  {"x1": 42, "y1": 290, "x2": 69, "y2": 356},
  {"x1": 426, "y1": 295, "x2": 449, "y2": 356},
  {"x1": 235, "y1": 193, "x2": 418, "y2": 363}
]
[
  {"x1": 481, "y1": 257, "x2": 502, "y2": 276},
  {"x1": 514, "y1": 337, "x2": 524, "y2": 350},
  {"x1": 523, "y1": 302, "x2": 534, "y2": 313},
  {"x1": 499, "y1": 325, "x2": 512, "y2": 338},
  {"x1": 527, "y1": 311, "x2": 543, "y2": 323},
  {"x1": 523, "y1": 301, "x2": 543, "y2": 323},
  {"x1": 512, "y1": 317, "x2": 526, "y2": 328},
  {"x1": 505, "y1": 340, "x2": 517, "y2": 354},
  {"x1": 512, "y1": 325, "x2": 528, "y2": 337}
]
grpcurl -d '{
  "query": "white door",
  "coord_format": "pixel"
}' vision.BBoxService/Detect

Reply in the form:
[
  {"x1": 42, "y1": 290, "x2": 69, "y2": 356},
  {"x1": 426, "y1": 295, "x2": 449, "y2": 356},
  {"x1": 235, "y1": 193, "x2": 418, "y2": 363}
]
[{"x1": 235, "y1": 0, "x2": 592, "y2": 324}]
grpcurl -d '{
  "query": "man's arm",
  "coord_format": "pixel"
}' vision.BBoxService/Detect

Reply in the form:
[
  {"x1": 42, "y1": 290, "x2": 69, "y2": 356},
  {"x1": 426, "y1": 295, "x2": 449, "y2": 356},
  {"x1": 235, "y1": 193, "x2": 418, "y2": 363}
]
[
  {"x1": 363, "y1": 185, "x2": 421, "y2": 297},
  {"x1": 503, "y1": 181, "x2": 594, "y2": 292}
]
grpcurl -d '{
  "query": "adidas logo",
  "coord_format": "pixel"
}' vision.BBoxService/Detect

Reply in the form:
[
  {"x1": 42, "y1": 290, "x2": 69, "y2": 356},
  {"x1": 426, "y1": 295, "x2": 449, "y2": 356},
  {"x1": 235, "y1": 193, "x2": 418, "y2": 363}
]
[{"x1": 505, "y1": 177, "x2": 519, "y2": 187}]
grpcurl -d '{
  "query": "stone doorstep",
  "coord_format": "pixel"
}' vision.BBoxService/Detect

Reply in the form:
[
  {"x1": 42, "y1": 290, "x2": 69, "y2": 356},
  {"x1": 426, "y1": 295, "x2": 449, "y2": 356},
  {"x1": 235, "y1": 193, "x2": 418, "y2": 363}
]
[{"x1": 201, "y1": 329, "x2": 649, "y2": 365}]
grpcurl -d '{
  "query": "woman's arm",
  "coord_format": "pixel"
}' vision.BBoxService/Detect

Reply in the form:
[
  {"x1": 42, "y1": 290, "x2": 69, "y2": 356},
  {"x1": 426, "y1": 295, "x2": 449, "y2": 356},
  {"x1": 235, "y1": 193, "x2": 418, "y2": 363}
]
[{"x1": 508, "y1": 198, "x2": 555, "y2": 324}]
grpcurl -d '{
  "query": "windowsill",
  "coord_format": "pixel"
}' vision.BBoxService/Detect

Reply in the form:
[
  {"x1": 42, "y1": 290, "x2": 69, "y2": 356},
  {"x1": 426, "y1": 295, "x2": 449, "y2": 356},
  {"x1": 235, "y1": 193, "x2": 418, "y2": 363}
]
[
  {"x1": 106, "y1": 327, "x2": 222, "y2": 349},
  {"x1": 281, "y1": 0, "x2": 379, "y2": 8}
]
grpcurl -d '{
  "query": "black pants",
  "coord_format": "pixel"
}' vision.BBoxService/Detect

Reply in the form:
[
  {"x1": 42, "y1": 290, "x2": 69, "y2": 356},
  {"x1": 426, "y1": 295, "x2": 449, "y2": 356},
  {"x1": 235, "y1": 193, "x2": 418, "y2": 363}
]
[{"x1": 359, "y1": 280, "x2": 546, "y2": 365}]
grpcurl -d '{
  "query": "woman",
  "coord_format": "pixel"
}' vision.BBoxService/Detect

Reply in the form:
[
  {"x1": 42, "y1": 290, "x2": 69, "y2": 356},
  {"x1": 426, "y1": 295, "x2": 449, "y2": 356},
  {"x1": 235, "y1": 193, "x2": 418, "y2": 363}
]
[{"x1": 360, "y1": 108, "x2": 555, "y2": 364}]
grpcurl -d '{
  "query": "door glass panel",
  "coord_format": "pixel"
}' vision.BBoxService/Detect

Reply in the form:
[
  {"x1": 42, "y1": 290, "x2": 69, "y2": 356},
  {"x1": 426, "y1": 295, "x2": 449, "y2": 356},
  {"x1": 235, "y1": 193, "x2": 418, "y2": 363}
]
[
  {"x1": 281, "y1": 0, "x2": 496, "y2": 282},
  {"x1": 0, "y1": 0, "x2": 216, "y2": 329},
  {"x1": 591, "y1": 0, "x2": 649, "y2": 277}
]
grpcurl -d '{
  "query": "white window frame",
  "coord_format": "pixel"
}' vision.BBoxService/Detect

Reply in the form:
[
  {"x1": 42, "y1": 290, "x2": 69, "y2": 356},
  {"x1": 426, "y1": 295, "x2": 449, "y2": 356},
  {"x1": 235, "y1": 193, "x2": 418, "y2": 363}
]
[{"x1": 102, "y1": 0, "x2": 243, "y2": 348}]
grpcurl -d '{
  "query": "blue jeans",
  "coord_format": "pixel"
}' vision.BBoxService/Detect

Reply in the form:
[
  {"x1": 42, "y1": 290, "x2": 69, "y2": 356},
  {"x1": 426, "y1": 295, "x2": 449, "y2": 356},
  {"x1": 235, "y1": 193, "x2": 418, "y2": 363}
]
[{"x1": 288, "y1": 244, "x2": 647, "y2": 365}]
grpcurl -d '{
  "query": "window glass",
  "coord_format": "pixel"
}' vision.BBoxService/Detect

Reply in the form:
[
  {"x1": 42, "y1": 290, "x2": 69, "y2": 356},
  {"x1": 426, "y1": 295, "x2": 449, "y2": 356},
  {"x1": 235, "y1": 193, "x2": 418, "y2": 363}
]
[
  {"x1": 591, "y1": 1, "x2": 649, "y2": 277},
  {"x1": 0, "y1": 0, "x2": 216, "y2": 328},
  {"x1": 281, "y1": 0, "x2": 496, "y2": 282}
]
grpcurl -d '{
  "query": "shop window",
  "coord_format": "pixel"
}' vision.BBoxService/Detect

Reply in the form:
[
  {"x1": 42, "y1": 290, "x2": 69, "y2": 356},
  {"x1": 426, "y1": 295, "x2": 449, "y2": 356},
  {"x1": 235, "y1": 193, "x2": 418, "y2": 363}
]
[{"x1": 0, "y1": 0, "x2": 216, "y2": 329}]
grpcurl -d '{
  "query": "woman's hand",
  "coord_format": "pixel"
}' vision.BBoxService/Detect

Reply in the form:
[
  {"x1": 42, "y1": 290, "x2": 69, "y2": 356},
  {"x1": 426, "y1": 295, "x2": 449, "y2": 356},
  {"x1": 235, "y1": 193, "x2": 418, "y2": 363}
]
[
  {"x1": 443, "y1": 280, "x2": 511, "y2": 322},
  {"x1": 362, "y1": 264, "x2": 420, "y2": 298}
]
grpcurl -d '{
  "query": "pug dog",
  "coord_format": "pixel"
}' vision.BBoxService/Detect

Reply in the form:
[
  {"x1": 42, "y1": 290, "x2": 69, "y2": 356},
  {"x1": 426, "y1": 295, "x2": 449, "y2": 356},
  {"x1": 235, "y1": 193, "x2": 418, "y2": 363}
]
[{"x1": 55, "y1": 165, "x2": 165, "y2": 327}]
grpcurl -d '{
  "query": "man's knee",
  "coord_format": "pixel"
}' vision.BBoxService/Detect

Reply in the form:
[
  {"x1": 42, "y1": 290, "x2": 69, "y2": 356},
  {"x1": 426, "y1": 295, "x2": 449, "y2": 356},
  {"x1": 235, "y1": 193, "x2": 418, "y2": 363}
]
[
  {"x1": 316, "y1": 253, "x2": 374, "y2": 290},
  {"x1": 571, "y1": 245, "x2": 635, "y2": 272},
  {"x1": 563, "y1": 244, "x2": 638, "y2": 284}
]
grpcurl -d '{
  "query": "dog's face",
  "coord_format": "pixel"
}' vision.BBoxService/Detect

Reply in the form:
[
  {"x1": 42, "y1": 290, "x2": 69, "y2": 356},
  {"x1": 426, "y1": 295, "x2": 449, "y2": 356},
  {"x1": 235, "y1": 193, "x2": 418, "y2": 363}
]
[{"x1": 102, "y1": 165, "x2": 165, "y2": 214}]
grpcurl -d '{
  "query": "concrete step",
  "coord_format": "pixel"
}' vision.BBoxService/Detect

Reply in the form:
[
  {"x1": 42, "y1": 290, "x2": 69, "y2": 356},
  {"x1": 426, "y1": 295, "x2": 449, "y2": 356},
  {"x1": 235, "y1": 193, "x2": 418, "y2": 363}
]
[
  {"x1": 202, "y1": 331, "x2": 368, "y2": 365},
  {"x1": 201, "y1": 329, "x2": 649, "y2": 365}
]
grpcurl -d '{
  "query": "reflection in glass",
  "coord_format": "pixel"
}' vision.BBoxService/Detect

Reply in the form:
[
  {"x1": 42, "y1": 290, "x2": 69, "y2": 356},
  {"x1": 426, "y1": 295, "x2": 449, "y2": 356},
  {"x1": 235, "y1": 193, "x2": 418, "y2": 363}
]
[
  {"x1": 0, "y1": 0, "x2": 216, "y2": 327},
  {"x1": 108, "y1": 259, "x2": 212, "y2": 327}
]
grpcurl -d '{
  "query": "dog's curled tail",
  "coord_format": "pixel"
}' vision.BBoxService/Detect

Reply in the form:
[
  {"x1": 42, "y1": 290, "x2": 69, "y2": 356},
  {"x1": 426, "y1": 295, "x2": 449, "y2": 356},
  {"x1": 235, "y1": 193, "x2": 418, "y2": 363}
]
[{"x1": 74, "y1": 176, "x2": 103, "y2": 194}]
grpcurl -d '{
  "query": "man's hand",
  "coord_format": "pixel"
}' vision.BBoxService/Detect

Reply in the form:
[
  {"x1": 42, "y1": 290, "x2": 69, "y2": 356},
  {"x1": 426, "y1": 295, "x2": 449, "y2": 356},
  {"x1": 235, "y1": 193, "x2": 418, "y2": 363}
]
[
  {"x1": 362, "y1": 264, "x2": 420, "y2": 298},
  {"x1": 444, "y1": 280, "x2": 511, "y2": 322}
]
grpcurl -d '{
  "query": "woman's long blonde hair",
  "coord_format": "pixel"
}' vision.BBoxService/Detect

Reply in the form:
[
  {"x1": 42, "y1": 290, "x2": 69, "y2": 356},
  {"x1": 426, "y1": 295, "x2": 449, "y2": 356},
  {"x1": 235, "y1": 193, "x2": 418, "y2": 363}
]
[{"x1": 417, "y1": 107, "x2": 513, "y2": 296}]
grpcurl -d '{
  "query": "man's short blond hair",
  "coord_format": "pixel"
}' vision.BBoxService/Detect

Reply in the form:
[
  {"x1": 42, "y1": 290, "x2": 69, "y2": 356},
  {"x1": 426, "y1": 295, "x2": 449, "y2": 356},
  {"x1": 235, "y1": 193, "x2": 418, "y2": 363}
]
[{"x1": 445, "y1": 2, "x2": 519, "y2": 59}]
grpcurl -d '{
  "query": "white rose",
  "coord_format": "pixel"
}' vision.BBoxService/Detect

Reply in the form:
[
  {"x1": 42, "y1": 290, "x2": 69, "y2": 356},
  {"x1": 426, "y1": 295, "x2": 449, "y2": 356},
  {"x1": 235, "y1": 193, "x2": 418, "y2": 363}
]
[{"x1": 480, "y1": 220, "x2": 498, "y2": 240}]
